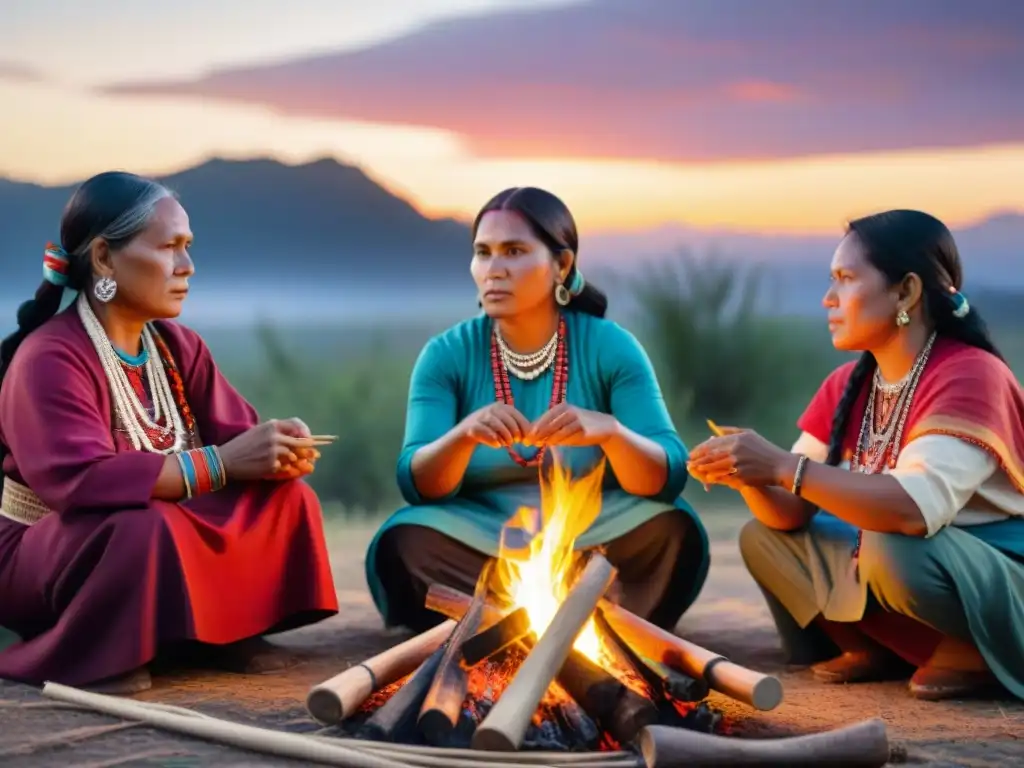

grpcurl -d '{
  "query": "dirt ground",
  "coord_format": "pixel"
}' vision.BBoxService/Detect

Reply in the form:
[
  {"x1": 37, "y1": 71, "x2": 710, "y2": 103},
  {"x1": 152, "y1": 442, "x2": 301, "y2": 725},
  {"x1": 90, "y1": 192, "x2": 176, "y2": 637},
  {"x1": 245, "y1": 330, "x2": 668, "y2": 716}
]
[{"x1": 1, "y1": 513, "x2": 1021, "y2": 767}]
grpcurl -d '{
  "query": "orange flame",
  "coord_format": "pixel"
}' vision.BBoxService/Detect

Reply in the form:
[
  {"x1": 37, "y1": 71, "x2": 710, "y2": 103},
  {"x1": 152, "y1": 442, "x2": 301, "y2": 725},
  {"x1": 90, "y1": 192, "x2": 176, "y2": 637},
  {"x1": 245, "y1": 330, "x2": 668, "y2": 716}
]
[{"x1": 494, "y1": 454, "x2": 606, "y2": 662}]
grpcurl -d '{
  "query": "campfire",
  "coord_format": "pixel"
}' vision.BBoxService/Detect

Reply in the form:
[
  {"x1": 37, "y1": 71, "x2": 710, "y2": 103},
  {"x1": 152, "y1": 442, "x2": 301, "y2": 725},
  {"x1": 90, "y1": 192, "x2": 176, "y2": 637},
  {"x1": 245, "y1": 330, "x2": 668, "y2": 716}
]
[{"x1": 307, "y1": 457, "x2": 787, "y2": 759}]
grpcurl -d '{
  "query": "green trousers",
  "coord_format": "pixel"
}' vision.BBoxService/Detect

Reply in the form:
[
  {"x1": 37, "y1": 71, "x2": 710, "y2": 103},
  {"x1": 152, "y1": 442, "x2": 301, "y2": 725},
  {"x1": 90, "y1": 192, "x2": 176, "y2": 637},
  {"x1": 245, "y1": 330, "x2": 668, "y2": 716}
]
[{"x1": 739, "y1": 512, "x2": 1024, "y2": 700}]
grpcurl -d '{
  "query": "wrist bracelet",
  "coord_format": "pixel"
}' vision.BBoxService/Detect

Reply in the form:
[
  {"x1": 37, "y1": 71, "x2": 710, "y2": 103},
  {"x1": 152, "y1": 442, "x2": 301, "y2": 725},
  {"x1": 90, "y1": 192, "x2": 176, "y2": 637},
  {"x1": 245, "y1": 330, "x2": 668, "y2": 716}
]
[
  {"x1": 792, "y1": 454, "x2": 809, "y2": 497},
  {"x1": 177, "y1": 446, "x2": 228, "y2": 500}
]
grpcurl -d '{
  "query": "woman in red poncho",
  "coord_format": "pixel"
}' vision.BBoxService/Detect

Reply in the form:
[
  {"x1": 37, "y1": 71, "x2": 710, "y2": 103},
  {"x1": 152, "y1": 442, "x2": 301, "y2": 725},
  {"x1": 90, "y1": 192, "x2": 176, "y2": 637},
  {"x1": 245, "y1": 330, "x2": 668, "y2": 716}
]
[
  {"x1": 688, "y1": 209, "x2": 1024, "y2": 702},
  {"x1": 0, "y1": 172, "x2": 338, "y2": 694}
]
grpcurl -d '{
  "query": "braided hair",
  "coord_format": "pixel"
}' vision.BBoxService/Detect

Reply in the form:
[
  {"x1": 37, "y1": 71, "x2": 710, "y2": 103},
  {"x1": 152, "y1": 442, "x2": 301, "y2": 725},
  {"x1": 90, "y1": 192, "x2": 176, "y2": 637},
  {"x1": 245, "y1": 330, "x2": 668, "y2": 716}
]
[
  {"x1": 473, "y1": 187, "x2": 608, "y2": 318},
  {"x1": 0, "y1": 172, "x2": 172, "y2": 395},
  {"x1": 824, "y1": 210, "x2": 1004, "y2": 466}
]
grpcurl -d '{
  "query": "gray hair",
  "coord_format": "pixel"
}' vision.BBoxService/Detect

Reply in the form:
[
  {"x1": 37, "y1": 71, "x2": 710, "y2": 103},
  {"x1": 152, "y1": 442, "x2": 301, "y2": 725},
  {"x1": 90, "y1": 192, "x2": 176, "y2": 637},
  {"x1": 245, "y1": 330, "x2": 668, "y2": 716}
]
[{"x1": 68, "y1": 179, "x2": 174, "y2": 258}]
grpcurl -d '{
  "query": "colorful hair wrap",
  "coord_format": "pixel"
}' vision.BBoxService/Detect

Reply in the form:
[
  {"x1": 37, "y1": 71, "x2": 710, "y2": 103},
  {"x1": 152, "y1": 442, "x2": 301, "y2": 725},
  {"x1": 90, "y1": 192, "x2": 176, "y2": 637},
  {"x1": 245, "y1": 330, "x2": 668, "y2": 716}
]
[
  {"x1": 177, "y1": 446, "x2": 227, "y2": 499},
  {"x1": 568, "y1": 268, "x2": 586, "y2": 296},
  {"x1": 43, "y1": 243, "x2": 71, "y2": 287}
]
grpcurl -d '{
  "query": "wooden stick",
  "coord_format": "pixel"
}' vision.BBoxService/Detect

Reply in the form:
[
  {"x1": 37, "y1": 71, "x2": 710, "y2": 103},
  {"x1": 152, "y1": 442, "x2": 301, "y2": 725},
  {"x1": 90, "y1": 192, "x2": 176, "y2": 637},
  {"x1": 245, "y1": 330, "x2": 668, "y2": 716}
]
[
  {"x1": 473, "y1": 554, "x2": 617, "y2": 752},
  {"x1": 637, "y1": 655, "x2": 709, "y2": 703},
  {"x1": 426, "y1": 583, "x2": 503, "y2": 626},
  {"x1": 43, "y1": 682, "x2": 415, "y2": 768},
  {"x1": 427, "y1": 582, "x2": 654, "y2": 744},
  {"x1": 598, "y1": 600, "x2": 783, "y2": 711},
  {"x1": 42, "y1": 683, "x2": 641, "y2": 767},
  {"x1": 418, "y1": 560, "x2": 496, "y2": 744},
  {"x1": 306, "y1": 620, "x2": 456, "y2": 724},
  {"x1": 362, "y1": 647, "x2": 446, "y2": 743},
  {"x1": 557, "y1": 650, "x2": 657, "y2": 747},
  {"x1": 638, "y1": 719, "x2": 891, "y2": 767},
  {"x1": 592, "y1": 610, "x2": 707, "y2": 703},
  {"x1": 428, "y1": 582, "x2": 656, "y2": 747},
  {"x1": 461, "y1": 607, "x2": 531, "y2": 665}
]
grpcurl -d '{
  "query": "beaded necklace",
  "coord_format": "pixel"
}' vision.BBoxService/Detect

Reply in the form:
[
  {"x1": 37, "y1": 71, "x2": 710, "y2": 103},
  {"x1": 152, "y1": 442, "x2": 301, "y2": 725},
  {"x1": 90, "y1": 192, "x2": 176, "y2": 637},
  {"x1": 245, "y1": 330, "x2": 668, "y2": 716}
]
[
  {"x1": 850, "y1": 332, "x2": 936, "y2": 558},
  {"x1": 77, "y1": 294, "x2": 196, "y2": 453},
  {"x1": 490, "y1": 315, "x2": 568, "y2": 468}
]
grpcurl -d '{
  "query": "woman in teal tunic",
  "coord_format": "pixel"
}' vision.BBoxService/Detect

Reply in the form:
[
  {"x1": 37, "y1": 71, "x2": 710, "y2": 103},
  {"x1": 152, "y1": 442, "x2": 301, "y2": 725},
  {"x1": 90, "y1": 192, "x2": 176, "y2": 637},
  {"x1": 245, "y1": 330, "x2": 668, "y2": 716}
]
[{"x1": 366, "y1": 187, "x2": 709, "y2": 632}]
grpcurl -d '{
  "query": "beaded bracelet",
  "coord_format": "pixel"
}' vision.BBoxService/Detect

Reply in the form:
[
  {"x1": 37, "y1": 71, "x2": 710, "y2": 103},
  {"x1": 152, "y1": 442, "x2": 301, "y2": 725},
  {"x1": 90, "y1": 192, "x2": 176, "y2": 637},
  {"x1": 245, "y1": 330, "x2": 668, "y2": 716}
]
[
  {"x1": 792, "y1": 454, "x2": 810, "y2": 498},
  {"x1": 177, "y1": 446, "x2": 227, "y2": 499}
]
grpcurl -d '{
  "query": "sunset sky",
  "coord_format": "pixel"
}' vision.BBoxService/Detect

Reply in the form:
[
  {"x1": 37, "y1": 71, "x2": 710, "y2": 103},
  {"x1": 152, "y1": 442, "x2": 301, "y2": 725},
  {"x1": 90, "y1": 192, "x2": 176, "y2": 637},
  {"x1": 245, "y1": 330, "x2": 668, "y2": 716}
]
[{"x1": 2, "y1": 0, "x2": 1023, "y2": 234}]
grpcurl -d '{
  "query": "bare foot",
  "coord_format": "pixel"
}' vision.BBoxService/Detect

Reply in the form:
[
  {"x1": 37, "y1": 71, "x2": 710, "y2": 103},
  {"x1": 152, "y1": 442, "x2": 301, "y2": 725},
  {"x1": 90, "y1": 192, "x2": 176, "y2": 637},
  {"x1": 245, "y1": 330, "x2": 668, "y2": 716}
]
[{"x1": 83, "y1": 667, "x2": 152, "y2": 695}]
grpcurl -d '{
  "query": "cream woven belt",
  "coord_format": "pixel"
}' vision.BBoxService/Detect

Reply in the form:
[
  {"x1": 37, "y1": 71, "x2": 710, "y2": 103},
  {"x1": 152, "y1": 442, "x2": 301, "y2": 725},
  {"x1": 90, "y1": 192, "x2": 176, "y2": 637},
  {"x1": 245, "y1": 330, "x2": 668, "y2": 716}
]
[{"x1": 0, "y1": 477, "x2": 52, "y2": 526}]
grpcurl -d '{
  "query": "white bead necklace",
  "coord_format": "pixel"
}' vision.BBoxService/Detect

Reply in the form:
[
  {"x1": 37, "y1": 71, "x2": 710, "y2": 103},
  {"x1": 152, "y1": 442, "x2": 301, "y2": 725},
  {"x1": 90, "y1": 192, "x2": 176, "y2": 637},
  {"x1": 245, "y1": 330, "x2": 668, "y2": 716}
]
[
  {"x1": 77, "y1": 293, "x2": 187, "y2": 454},
  {"x1": 494, "y1": 326, "x2": 558, "y2": 381}
]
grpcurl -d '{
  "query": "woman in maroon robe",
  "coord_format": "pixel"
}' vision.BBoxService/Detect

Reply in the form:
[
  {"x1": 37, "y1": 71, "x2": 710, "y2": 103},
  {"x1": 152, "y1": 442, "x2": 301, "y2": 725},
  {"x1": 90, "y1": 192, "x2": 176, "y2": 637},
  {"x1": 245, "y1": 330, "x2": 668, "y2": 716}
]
[{"x1": 0, "y1": 171, "x2": 338, "y2": 693}]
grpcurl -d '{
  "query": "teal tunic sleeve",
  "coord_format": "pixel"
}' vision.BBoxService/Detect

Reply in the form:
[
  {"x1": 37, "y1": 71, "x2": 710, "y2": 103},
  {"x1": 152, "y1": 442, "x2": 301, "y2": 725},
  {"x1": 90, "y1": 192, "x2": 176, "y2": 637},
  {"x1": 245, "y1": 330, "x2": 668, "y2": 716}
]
[
  {"x1": 395, "y1": 335, "x2": 463, "y2": 505},
  {"x1": 597, "y1": 323, "x2": 690, "y2": 503}
]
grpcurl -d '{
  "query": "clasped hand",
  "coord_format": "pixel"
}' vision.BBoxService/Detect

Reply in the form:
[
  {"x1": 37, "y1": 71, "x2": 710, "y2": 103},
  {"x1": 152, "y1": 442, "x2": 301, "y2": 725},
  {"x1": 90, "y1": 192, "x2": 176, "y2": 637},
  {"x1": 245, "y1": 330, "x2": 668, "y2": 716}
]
[
  {"x1": 461, "y1": 403, "x2": 618, "y2": 448},
  {"x1": 686, "y1": 426, "x2": 792, "y2": 489}
]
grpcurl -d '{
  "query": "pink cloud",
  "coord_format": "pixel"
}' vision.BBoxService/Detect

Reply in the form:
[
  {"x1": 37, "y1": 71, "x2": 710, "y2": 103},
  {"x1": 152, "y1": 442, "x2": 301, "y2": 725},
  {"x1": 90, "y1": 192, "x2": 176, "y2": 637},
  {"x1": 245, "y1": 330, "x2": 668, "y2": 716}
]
[
  {"x1": 103, "y1": 0, "x2": 1024, "y2": 162},
  {"x1": 0, "y1": 61, "x2": 44, "y2": 83}
]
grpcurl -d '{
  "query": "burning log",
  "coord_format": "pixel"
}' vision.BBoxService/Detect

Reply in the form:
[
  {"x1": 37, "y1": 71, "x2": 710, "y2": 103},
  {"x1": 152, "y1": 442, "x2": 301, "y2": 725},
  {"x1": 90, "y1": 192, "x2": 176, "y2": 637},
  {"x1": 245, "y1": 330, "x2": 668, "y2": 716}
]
[
  {"x1": 473, "y1": 553, "x2": 617, "y2": 752},
  {"x1": 425, "y1": 582, "x2": 658, "y2": 746},
  {"x1": 418, "y1": 560, "x2": 496, "y2": 744},
  {"x1": 307, "y1": 620, "x2": 456, "y2": 725},
  {"x1": 635, "y1": 656, "x2": 709, "y2": 703},
  {"x1": 461, "y1": 607, "x2": 531, "y2": 665},
  {"x1": 426, "y1": 583, "x2": 503, "y2": 626},
  {"x1": 362, "y1": 647, "x2": 446, "y2": 743},
  {"x1": 598, "y1": 600, "x2": 783, "y2": 711},
  {"x1": 638, "y1": 719, "x2": 891, "y2": 767},
  {"x1": 557, "y1": 649, "x2": 658, "y2": 746},
  {"x1": 592, "y1": 610, "x2": 708, "y2": 703}
]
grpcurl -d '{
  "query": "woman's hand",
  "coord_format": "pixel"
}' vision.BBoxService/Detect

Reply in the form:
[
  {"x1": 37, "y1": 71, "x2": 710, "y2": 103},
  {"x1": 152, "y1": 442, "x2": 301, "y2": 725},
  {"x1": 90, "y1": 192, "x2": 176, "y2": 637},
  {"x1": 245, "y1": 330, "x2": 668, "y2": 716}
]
[
  {"x1": 526, "y1": 404, "x2": 619, "y2": 447},
  {"x1": 218, "y1": 418, "x2": 322, "y2": 481},
  {"x1": 686, "y1": 426, "x2": 792, "y2": 488},
  {"x1": 459, "y1": 404, "x2": 533, "y2": 448},
  {"x1": 266, "y1": 418, "x2": 321, "y2": 479}
]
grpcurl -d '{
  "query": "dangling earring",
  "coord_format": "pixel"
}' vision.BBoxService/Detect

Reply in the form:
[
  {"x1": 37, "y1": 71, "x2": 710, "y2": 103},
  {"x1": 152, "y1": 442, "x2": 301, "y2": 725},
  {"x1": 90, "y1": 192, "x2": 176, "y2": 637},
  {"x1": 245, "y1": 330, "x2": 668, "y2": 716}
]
[
  {"x1": 94, "y1": 276, "x2": 117, "y2": 303},
  {"x1": 554, "y1": 283, "x2": 571, "y2": 306},
  {"x1": 895, "y1": 309, "x2": 910, "y2": 327}
]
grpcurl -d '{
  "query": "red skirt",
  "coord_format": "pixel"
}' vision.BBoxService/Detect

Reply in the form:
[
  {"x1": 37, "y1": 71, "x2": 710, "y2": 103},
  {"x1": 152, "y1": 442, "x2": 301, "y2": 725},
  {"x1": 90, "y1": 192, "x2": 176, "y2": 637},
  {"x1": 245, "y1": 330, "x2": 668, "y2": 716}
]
[{"x1": 0, "y1": 479, "x2": 338, "y2": 685}]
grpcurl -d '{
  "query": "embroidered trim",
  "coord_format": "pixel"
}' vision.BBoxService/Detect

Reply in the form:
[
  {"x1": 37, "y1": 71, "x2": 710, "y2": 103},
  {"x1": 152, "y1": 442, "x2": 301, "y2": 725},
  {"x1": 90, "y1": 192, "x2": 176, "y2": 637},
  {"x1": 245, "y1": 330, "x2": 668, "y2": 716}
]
[
  {"x1": 0, "y1": 477, "x2": 52, "y2": 526},
  {"x1": 912, "y1": 427, "x2": 1024, "y2": 495}
]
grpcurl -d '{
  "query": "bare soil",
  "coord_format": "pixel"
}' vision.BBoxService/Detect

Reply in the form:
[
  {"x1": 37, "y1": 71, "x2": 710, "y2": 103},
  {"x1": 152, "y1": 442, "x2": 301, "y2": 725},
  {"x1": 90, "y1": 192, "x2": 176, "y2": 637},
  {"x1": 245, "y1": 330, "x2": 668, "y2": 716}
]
[{"x1": 1, "y1": 514, "x2": 1021, "y2": 767}]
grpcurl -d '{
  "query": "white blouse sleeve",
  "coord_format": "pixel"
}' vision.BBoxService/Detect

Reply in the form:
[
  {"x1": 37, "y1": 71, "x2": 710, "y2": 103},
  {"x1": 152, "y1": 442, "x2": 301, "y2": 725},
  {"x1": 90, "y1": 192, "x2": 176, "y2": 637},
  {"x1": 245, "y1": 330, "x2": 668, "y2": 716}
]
[
  {"x1": 791, "y1": 431, "x2": 829, "y2": 463},
  {"x1": 889, "y1": 434, "x2": 998, "y2": 538}
]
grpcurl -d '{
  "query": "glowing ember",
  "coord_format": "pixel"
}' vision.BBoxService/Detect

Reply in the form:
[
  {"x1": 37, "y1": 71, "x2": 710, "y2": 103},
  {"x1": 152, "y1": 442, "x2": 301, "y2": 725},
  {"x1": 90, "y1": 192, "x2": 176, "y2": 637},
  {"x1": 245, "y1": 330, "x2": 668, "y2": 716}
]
[{"x1": 495, "y1": 455, "x2": 607, "y2": 661}]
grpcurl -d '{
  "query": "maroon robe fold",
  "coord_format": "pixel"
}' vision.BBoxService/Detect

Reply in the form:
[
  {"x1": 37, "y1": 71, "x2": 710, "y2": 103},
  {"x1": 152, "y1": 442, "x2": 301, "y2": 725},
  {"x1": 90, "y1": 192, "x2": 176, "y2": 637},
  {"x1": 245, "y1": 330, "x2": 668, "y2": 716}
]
[{"x1": 0, "y1": 309, "x2": 338, "y2": 686}]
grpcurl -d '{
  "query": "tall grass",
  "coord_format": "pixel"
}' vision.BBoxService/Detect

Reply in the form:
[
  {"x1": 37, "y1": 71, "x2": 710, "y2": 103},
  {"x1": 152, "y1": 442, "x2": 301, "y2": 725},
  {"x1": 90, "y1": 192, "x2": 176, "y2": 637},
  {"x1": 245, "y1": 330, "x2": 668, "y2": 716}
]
[{"x1": 626, "y1": 252, "x2": 848, "y2": 447}]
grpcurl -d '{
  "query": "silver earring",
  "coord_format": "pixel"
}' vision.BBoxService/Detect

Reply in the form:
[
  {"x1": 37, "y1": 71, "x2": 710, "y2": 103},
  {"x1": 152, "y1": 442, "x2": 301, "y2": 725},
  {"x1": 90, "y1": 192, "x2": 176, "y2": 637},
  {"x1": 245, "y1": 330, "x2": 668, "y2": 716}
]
[
  {"x1": 895, "y1": 309, "x2": 910, "y2": 327},
  {"x1": 94, "y1": 277, "x2": 117, "y2": 303},
  {"x1": 554, "y1": 283, "x2": 571, "y2": 306}
]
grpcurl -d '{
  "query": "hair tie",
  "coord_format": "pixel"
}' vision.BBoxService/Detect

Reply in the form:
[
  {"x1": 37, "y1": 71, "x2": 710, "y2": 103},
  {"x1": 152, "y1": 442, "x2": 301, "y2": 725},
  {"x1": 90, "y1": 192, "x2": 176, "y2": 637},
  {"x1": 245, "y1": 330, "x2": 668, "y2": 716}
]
[
  {"x1": 43, "y1": 243, "x2": 71, "y2": 287},
  {"x1": 568, "y1": 268, "x2": 586, "y2": 296},
  {"x1": 949, "y1": 287, "x2": 970, "y2": 319}
]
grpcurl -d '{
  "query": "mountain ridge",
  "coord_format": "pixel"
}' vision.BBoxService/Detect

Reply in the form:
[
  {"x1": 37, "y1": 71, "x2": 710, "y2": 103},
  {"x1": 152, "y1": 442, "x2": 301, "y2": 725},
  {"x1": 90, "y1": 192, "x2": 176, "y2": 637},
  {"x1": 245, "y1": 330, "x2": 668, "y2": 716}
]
[{"x1": 2, "y1": 157, "x2": 1022, "y2": 323}]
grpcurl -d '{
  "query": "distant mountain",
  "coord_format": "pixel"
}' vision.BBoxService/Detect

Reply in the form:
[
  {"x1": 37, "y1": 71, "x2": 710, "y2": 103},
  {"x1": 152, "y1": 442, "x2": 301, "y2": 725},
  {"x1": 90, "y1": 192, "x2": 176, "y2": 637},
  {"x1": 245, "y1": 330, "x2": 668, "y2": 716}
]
[
  {"x1": 0, "y1": 157, "x2": 472, "y2": 296},
  {"x1": 585, "y1": 212, "x2": 1024, "y2": 317},
  {"x1": 1, "y1": 158, "x2": 1021, "y2": 326}
]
